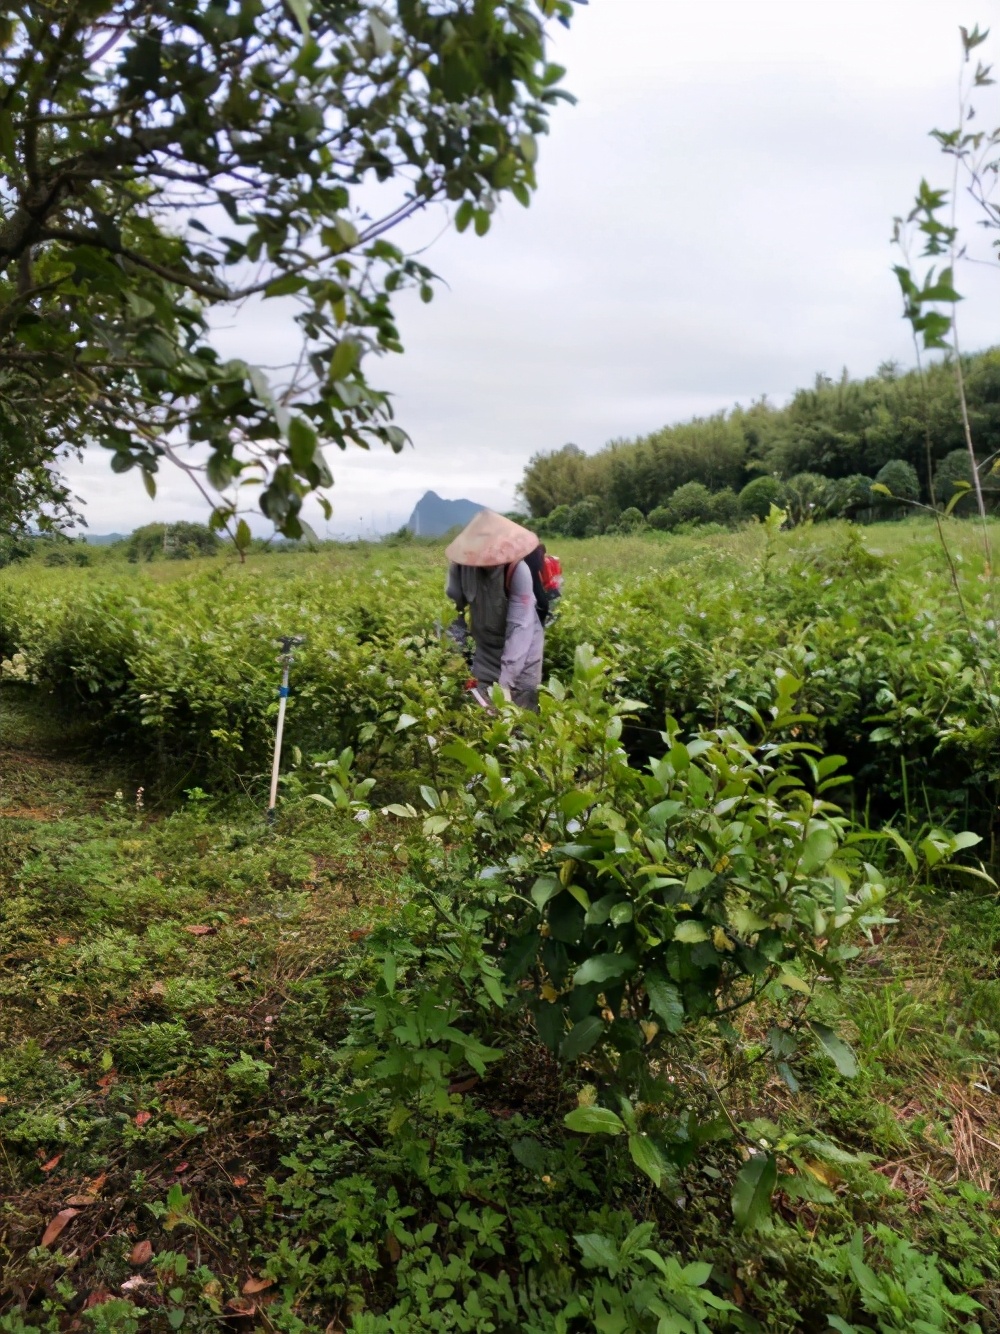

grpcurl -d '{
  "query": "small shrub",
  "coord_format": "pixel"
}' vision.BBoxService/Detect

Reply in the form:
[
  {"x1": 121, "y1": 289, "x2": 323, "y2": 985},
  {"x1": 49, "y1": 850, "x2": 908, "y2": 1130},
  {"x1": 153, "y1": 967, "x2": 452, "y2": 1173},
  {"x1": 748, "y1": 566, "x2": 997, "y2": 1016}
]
[
  {"x1": 874, "y1": 458, "x2": 920, "y2": 503},
  {"x1": 565, "y1": 496, "x2": 605, "y2": 538},
  {"x1": 738, "y1": 475, "x2": 786, "y2": 519},
  {"x1": 708, "y1": 487, "x2": 740, "y2": 526},
  {"x1": 933, "y1": 449, "x2": 978, "y2": 515},
  {"x1": 115, "y1": 1021, "x2": 191, "y2": 1076},
  {"x1": 827, "y1": 473, "x2": 875, "y2": 519},
  {"x1": 613, "y1": 506, "x2": 646, "y2": 534},
  {"x1": 785, "y1": 472, "x2": 832, "y2": 525},
  {"x1": 661, "y1": 481, "x2": 714, "y2": 528}
]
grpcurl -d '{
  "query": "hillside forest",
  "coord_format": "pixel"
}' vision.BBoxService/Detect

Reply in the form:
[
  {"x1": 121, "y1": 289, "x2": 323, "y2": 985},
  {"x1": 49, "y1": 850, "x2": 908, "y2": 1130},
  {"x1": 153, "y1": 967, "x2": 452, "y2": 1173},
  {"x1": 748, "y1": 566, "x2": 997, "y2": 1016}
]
[{"x1": 517, "y1": 350, "x2": 1000, "y2": 535}]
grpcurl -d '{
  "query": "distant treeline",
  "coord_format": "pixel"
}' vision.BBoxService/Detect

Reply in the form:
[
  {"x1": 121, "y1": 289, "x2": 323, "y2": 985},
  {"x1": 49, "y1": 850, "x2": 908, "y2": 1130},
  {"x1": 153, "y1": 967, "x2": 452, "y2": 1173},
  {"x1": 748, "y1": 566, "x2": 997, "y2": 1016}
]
[{"x1": 518, "y1": 350, "x2": 1000, "y2": 535}]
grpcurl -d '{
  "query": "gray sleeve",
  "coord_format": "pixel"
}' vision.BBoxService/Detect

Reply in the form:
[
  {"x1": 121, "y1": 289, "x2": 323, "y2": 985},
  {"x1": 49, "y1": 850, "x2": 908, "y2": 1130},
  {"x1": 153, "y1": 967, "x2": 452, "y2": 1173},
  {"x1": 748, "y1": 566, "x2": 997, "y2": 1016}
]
[
  {"x1": 499, "y1": 561, "x2": 536, "y2": 688},
  {"x1": 446, "y1": 562, "x2": 466, "y2": 609}
]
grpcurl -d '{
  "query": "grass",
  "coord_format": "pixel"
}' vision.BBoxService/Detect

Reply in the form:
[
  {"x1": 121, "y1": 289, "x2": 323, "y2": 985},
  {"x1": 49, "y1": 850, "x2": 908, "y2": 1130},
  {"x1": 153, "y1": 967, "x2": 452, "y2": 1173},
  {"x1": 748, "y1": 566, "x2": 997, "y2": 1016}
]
[
  {"x1": 0, "y1": 687, "x2": 406, "y2": 1323},
  {"x1": 3, "y1": 685, "x2": 1000, "y2": 1330}
]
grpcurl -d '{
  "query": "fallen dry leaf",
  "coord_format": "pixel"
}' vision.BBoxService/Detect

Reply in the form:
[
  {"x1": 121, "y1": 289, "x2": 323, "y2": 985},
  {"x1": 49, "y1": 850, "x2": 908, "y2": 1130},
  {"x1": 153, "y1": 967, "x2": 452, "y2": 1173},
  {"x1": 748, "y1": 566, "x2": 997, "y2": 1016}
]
[
  {"x1": 173, "y1": 1161, "x2": 189, "y2": 1174},
  {"x1": 67, "y1": 1172, "x2": 107, "y2": 1205},
  {"x1": 242, "y1": 1276, "x2": 274, "y2": 1295},
  {"x1": 83, "y1": 1290, "x2": 113, "y2": 1309},
  {"x1": 183, "y1": 924, "x2": 216, "y2": 936},
  {"x1": 55, "y1": 935, "x2": 74, "y2": 945},
  {"x1": 385, "y1": 1233, "x2": 402, "y2": 1263},
  {"x1": 0, "y1": 1095, "x2": 7, "y2": 1104},
  {"x1": 40, "y1": 1154, "x2": 62, "y2": 1173},
  {"x1": 447, "y1": 1075, "x2": 479, "y2": 1096},
  {"x1": 134, "y1": 1110, "x2": 152, "y2": 1127},
  {"x1": 225, "y1": 1297, "x2": 257, "y2": 1315},
  {"x1": 129, "y1": 1239, "x2": 153, "y2": 1266},
  {"x1": 803, "y1": 1159, "x2": 840, "y2": 1188},
  {"x1": 237, "y1": 916, "x2": 252, "y2": 925},
  {"x1": 232, "y1": 1175, "x2": 248, "y2": 1187},
  {"x1": 96, "y1": 1070, "x2": 117, "y2": 1089},
  {"x1": 120, "y1": 1276, "x2": 149, "y2": 1293},
  {"x1": 41, "y1": 1208, "x2": 80, "y2": 1248}
]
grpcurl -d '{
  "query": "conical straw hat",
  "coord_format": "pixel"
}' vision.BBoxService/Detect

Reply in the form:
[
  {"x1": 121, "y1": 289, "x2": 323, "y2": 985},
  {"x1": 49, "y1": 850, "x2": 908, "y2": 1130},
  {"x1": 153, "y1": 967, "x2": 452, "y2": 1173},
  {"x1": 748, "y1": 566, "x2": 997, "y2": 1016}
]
[{"x1": 444, "y1": 509, "x2": 539, "y2": 567}]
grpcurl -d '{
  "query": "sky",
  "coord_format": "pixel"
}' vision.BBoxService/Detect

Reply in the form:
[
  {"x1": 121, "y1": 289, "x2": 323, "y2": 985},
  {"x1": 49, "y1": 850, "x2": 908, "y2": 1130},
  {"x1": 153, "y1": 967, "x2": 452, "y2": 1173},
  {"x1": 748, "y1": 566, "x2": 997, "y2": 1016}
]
[{"x1": 67, "y1": 0, "x2": 1000, "y2": 537}]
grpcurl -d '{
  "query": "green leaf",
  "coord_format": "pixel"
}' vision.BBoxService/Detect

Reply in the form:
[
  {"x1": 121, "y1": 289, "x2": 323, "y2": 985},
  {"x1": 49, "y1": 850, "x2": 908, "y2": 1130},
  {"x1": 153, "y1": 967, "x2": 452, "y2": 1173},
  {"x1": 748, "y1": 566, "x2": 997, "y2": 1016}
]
[
  {"x1": 440, "y1": 739, "x2": 485, "y2": 774},
  {"x1": 628, "y1": 1132, "x2": 663, "y2": 1186},
  {"x1": 644, "y1": 969, "x2": 684, "y2": 1033},
  {"x1": 883, "y1": 826, "x2": 917, "y2": 872},
  {"x1": 286, "y1": 0, "x2": 311, "y2": 38},
  {"x1": 564, "y1": 1105, "x2": 625, "y2": 1136},
  {"x1": 572, "y1": 952, "x2": 636, "y2": 987},
  {"x1": 394, "y1": 713, "x2": 417, "y2": 731},
  {"x1": 827, "y1": 1317, "x2": 859, "y2": 1334},
  {"x1": 799, "y1": 828, "x2": 838, "y2": 874},
  {"x1": 574, "y1": 1232, "x2": 620, "y2": 1274},
  {"x1": 673, "y1": 920, "x2": 709, "y2": 944},
  {"x1": 732, "y1": 1153, "x2": 777, "y2": 1231},
  {"x1": 809, "y1": 1021, "x2": 858, "y2": 1077},
  {"x1": 560, "y1": 789, "x2": 595, "y2": 818},
  {"x1": 329, "y1": 337, "x2": 360, "y2": 382},
  {"x1": 531, "y1": 875, "x2": 560, "y2": 910},
  {"x1": 560, "y1": 1016, "x2": 604, "y2": 1061},
  {"x1": 287, "y1": 415, "x2": 317, "y2": 470},
  {"x1": 777, "y1": 971, "x2": 811, "y2": 996}
]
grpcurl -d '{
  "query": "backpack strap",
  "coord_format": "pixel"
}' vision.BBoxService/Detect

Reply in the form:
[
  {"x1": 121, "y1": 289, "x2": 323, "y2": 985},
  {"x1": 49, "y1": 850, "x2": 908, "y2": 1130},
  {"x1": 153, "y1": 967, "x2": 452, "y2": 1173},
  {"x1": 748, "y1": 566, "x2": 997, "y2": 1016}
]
[{"x1": 504, "y1": 561, "x2": 517, "y2": 593}]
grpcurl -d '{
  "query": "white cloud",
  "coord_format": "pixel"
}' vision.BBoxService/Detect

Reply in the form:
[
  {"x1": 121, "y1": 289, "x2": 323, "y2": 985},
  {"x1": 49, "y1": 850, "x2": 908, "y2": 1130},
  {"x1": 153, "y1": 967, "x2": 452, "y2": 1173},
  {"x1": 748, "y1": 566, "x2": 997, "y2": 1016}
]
[{"x1": 65, "y1": 0, "x2": 1000, "y2": 535}]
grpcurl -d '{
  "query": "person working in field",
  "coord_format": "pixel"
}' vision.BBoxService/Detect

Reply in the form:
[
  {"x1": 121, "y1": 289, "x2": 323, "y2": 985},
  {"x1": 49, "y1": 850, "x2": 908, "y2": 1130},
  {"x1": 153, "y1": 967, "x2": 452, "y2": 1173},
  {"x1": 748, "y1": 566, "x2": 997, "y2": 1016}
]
[{"x1": 445, "y1": 510, "x2": 557, "y2": 711}]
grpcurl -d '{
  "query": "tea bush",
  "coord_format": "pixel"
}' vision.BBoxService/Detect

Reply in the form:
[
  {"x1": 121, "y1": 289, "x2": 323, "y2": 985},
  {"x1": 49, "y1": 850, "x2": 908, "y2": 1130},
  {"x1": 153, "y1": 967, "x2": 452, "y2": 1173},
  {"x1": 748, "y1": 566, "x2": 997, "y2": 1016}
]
[{"x1": 4, "y1": 523, "x2": 1000, "y2": 835}]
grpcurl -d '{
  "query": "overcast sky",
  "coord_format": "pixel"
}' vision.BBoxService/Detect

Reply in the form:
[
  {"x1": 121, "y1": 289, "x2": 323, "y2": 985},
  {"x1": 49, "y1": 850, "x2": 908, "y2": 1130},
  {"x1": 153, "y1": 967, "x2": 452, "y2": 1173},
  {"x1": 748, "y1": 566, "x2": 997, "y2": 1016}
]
[{"x1": 67, "y1": 0, "x2": 1000, "y2": 537}]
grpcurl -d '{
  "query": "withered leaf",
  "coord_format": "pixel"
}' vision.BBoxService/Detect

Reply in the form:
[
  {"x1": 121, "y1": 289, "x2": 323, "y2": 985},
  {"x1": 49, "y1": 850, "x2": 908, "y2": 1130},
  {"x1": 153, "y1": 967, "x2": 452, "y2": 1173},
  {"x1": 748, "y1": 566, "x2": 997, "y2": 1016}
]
[
  {"x1": 183, "y1": 924, "x2": 215, "y2": 936},
  {"x1": 134, "y1": 1110, "x2": 152, "y2": 1127},
  {"x1": 385, "y1": 1233, "x2": 402, "y2": 1262},
  {"x1": 129, "y1": 1239, "x2": 153, "y2": 1266},
  {"x1": 41, "y1": 1208, "x2": 80, "y2": 1248},
  {"x1": 232, "y1": 1175, "x2": 249, "y2": 1187},
  {"x1": 242, "y1": 1276, "x2": 274, "y2": 1295},
  {"x1": 40, "y1": 1154, "x2": 62, "y2": 1173}
]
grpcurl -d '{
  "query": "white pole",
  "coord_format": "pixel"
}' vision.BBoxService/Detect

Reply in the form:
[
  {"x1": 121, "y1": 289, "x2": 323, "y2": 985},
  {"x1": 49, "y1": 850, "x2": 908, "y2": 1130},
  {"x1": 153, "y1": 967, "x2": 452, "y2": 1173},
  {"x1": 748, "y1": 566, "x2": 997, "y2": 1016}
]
[{"x1": 267, "y1": 655, "x2": 292, "y2": 822}]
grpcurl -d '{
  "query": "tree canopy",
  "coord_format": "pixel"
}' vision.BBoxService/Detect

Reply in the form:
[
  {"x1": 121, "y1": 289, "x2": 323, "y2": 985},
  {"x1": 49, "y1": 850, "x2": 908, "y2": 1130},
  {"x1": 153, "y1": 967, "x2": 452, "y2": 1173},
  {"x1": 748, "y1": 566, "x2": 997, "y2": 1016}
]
[
  {"x1": 518, "y1": 348, "x2": 1000, "y2": 529},
  {"x1": 0, "y1": 0, "x2": 578, "y2": 536}
]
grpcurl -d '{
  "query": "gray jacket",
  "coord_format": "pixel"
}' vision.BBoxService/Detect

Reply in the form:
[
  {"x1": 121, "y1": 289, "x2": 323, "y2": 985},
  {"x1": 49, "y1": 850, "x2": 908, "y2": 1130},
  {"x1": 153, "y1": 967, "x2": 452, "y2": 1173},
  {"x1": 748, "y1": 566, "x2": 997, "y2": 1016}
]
[{"x1": 446, "y1": 560, "x2": 544, "y2": 701}]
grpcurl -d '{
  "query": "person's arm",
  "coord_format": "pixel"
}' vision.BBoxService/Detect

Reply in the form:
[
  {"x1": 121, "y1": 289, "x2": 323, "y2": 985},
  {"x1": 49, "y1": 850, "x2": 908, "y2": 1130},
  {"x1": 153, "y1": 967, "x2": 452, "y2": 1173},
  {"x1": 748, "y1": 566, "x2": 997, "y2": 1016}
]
[
  {"x1": 499, "y1": 561, "x2": 537, "y2": 690},
  {"x1": 445, "y1": 561, "x2": 466, "y2": 610}
]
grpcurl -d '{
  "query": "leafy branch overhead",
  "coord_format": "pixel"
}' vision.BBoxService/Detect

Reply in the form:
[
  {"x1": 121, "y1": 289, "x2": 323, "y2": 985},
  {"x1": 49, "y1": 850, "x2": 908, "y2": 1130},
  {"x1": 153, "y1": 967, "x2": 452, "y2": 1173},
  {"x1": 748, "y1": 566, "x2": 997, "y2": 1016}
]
[{"x1": 0, "y1": 0, "x2": 579, "y2": 536}]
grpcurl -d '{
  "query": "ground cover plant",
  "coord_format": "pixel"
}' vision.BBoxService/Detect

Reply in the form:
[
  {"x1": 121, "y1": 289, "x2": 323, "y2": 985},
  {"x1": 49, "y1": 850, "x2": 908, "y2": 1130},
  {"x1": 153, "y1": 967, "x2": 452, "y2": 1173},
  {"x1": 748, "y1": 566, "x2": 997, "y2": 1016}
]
[{"x1": 2, "y1": 522, "x2": 1000, "y2": 1331}]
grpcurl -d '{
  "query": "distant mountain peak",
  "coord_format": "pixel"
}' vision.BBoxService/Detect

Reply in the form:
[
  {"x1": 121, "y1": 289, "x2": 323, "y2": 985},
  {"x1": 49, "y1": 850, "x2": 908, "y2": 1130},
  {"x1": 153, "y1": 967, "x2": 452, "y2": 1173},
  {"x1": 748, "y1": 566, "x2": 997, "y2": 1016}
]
[{"x1": 407, "y1": 491, "x2": 483, "y2": 537}]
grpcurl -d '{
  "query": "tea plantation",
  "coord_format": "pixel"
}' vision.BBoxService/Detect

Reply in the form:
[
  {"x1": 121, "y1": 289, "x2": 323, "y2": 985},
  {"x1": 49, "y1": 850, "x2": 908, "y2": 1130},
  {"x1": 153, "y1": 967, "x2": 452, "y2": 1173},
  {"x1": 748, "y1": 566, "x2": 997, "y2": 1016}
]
[{"x1": 1, "y1": 520, "x2": 999, "y2": 1333}]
